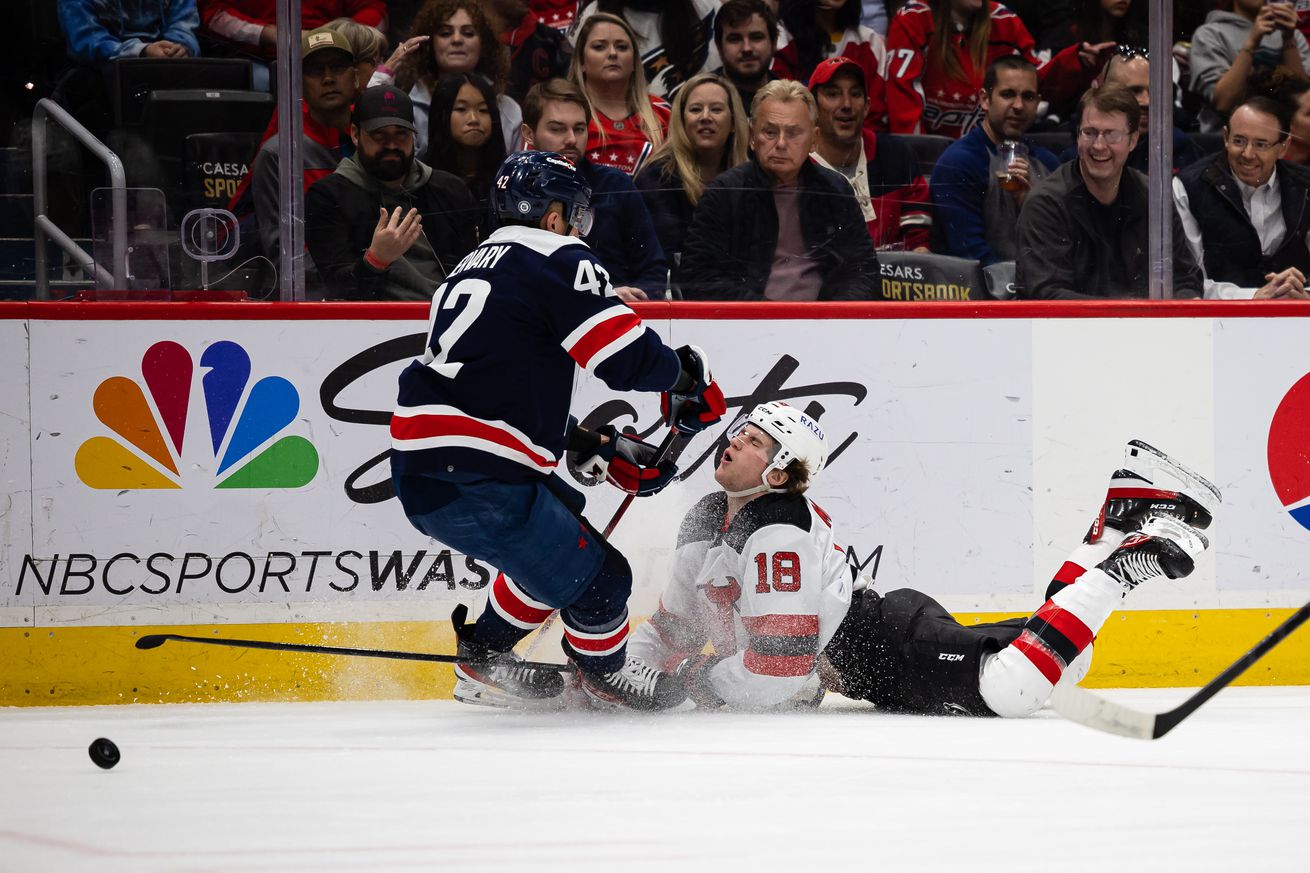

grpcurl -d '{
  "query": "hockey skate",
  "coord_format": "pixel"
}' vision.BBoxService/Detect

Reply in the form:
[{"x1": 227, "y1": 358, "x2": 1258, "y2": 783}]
[
  {"x1": 572, "y1": 654, "x2": 688, "y2": 712},
  {"x1": 1086, "y1": 439, "x2": 1222, "y2": 543},
  {"x1": 1097, "y1": 515, "x2": 1209, "y2": 592},
  {"x1": 451, "y1": 606, "x2": 565, "y2": 710}
]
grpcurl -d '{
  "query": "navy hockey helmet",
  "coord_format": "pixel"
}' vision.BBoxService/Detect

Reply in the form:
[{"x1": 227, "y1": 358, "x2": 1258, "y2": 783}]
[{"x1": 492, "y1": 150, "x2": 594, "y2": 236}]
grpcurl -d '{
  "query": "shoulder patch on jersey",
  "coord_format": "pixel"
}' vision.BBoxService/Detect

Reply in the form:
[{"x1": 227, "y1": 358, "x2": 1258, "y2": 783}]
[
  {"x1": 678, "y1": 492, "x2": 728, "y2": 548},
  {"x1": 485, "y1": 225, "x2": 590, "y2": 258},
  {"x1": 723, "y1": 494, "x2": 813, "y2": 553}
]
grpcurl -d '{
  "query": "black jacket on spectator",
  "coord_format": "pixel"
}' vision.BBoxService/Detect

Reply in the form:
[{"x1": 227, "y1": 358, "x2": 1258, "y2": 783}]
[
  {"x1": 1016, "y1": 160, "x2": 1202, "y2": 299},
  {"x1": 306, "y1": 155, "x2": 478, "y2": 301},
  {"x1": 633, "y1": 157, "x2": 695, "y2": 265},
  {"x1": 1177, "y1": 153, "x2": 1310, "y2": 290},
  {"x1": 678, "y1": 157, "x2": 881, "y2": 300}
]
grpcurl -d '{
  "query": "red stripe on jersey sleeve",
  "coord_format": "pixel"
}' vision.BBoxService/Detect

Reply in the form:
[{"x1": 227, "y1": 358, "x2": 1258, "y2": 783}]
[
  {"x1": 568, "y1": 312, "x2": 642, "y2": 369},
  {"x1": 741, "y1": 614, "x2": 820, "y2": 638},
  {"x1": 744, "y1": 650, "x2": 816, "y2": 677}
]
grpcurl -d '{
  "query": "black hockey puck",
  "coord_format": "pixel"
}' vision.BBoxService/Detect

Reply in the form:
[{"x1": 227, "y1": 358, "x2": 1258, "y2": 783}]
[{"x1": 89, "y1": 737, "x2": 120, "y2": 770}]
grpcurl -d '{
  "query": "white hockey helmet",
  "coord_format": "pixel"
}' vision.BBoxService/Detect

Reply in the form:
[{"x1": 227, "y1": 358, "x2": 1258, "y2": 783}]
[{"x1": 728, "y1": 401, "x2": 829, "y2": 494}]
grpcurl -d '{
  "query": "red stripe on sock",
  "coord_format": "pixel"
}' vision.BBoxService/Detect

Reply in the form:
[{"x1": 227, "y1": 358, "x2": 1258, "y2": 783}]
[
  {"x1": 1031, "y1": 602, "x2": 1095, "y2": 652},
  {"x1": 1053, "y1": 561, "x2": 1085, "y2": 585},
  {"x1": 563, "y1": 622, "x2": 629, "y2": 654},
  {"x1": 490, "y1": 573, "x2": 553, "y2": 626},
  {"x1": 1012, "y1": 632, "x2": 1063, "y2": 685}
]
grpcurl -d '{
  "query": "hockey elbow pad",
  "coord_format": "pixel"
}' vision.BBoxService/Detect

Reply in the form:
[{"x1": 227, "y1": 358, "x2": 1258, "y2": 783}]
[
  {"x1": 661, "y1": 344, "x2": 727, "y2": 435},
  {"x1": 577, "y1": 425, "x2": 679, "y2": 497}
]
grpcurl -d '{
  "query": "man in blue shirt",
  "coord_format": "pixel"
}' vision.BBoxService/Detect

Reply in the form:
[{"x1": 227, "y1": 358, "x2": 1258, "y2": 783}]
[
  {"x1": 930, "y1": 56, "x2": 1060, "y2": 266},
  {"x1": 59, "y1": 0, "x2": 200, "y2": 63}
]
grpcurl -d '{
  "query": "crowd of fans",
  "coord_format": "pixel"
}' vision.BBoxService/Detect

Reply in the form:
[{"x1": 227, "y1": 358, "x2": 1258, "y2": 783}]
[{"x1": 42, "y1": 0, "x2": 1310, "y2": 300}]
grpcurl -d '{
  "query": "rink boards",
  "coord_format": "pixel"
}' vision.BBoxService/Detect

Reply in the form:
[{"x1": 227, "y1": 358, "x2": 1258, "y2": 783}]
[{"x1": 2, "y1": 300, "x2": 1309, "y2": 705}]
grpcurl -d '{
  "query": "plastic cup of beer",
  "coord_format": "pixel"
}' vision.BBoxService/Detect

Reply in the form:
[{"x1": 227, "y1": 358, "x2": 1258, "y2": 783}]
[{"x1": 996, "y1": 140, "x2": 1029, "y2": 192}]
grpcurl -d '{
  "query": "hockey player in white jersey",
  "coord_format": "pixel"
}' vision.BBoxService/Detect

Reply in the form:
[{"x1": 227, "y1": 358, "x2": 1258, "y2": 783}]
[
  {"x1": 391, "y1": 150, "x2": 726, "y2": 711},
  {"x1": 629, "y1": 403, "x2": 1219, "y2": 717}
]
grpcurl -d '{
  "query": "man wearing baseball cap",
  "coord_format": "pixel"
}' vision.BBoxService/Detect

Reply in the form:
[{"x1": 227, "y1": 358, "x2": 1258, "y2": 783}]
[
  {"x1": 247, "y1": 26, "x2": 359, "y2": 272},
  {"x1": 306, "y1": 85, "x2": 478, "y2": 300},
  {"x1": 807, "y1": 56, "x2": 931, "y2": 253}
]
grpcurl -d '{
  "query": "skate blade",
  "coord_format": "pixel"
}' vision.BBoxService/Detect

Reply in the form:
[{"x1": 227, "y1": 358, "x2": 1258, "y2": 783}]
[
  {"x1": 452, "y1": 680, "x2": 564, "y2": 712},
  {"x1": 1125, "y1": 439, "x2": 1222, "y2": 512}
]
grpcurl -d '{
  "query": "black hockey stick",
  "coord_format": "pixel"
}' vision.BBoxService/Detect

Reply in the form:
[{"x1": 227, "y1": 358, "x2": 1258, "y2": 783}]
[
  {"x1": 1051, "y1": 598, "x2": 1310, "y2": 739},
  {"x1": 135, "y1": 633, "x2": 577, "y2": 672}
]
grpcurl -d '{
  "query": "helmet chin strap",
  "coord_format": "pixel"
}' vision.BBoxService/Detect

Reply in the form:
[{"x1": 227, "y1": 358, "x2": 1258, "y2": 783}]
[{"x1": 724, "y1": 463, "x2": 787, "y2": 498}]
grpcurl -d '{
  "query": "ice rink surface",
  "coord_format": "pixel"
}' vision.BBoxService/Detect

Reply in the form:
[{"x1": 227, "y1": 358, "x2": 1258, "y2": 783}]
[{"x1": 2, "y1": 687, "x2": 1308, "y2": 873}]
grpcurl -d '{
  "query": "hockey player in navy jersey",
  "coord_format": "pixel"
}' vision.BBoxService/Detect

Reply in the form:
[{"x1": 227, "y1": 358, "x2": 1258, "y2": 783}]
[
  {"x1": 630, "y1": 403, "x2": 1218, "y2": 717},
  {"x1": 391, "y1": 150, "x2": 726, "y2": 711}
]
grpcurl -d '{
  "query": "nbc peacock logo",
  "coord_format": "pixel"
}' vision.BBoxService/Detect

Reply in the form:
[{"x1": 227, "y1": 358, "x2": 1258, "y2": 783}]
[
  {"x1": 74, "y1": 340, "x2": 319, "y2": 490},
  {"x1": 1268, "y1": 372, "x2": 1310, "y2": 533}
]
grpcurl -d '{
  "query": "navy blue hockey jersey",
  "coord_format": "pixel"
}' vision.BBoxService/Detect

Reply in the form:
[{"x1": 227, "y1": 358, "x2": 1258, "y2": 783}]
[{"x1": 390, "y1": 225, "x2": 681, "y2": 483}]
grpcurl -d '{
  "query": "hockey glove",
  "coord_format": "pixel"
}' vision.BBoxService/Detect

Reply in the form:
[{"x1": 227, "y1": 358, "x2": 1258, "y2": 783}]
[
  {"x1": 661, "y1": 345, "x2": 727, "y2": 435},
  {"x1": 577, "y1": 425, "x2": 679, "y2": 497},
  {"x1": 675, "y1": 653, "x2": 726, "y2": 710}
]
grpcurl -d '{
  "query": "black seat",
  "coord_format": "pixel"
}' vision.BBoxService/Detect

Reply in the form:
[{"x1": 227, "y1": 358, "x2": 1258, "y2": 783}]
[
  {"x1": 111, "y1": 57, "x2": 256, "y2": 126},
  {"x1": 183, "y1": 132, "x2": 263, "y2": 212},
  {"x1": 1190, "y1": 132, "x2": 1225, "y2": 156},
  {"x1": 1025, "y1": 130, "x2": 1073, "y2": 159},
  {"x1": 877, "y1": 250, "x2": 991, "y2": 302},
  {"x1": 897, "y1": 134, "x2": 957, "y2": 178}
]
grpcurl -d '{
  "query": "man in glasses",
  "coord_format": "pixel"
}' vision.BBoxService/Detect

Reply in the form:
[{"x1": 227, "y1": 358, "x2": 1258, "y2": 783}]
[
  {"x1": 1016, "y1": 82, "x2": 1202, "y2": 299},
  {"x1": 679, "y1": 80, "x2": 880, "y2": 301},
  {"x1": 1172, "y1": 95, "x2": 1310, "y2": 299}
]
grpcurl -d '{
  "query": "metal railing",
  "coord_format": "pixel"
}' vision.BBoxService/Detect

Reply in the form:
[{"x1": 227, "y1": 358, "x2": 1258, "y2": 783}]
[{"x1": 31, "y1": 98, "x2": 126, "y2": 299}]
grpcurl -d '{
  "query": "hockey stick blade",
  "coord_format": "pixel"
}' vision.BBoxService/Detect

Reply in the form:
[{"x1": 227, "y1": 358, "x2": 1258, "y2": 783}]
[
  {"x1": 1052, "y1": 598, "x2": 1310, "y2": 739},
  {"x1": 134, "y1": 633, "x2": 577, "y2": 673}
]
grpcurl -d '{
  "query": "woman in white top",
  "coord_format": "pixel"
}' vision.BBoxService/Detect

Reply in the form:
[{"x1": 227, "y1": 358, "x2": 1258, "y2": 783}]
[{"x1": 369, "y1": 0, "x2": 523, "y2": 159}]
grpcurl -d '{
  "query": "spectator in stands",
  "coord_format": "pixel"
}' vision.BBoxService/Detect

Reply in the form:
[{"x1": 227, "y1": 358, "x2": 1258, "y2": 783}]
[
  {"x1": 931, "y1": 56, "x2": 1058, "y2": 265},
  {"x1": 60, "y1": 0, "x2": 200, "y2": 64},
  {"x1": 1056, "y1": 48, "x2": 1207, "y2": 173},
  {"x1": 885, "y1": 0, "x2": 1107, "y2": 139},
  {"x1": 776, "y1": 0, "x2": 889, "y2": 131},
  {"x1": 1016, "y1": 83, "x2": 1203, "y2": 298},
  {"x1": 568, "y1": 13, "x2": 671, "y2": 175},
  {"x1": 570, "y1": 1, "x2": 722, "y2": 98},
  {"x1": 634, "y1": 73, "x2": 750, "y2": 266},
  {"x1": 679, "y1": 79, "x2": 881, "y2": 300},
  {"x1": 426, "y1": 72, "x2": 507, "y2": 238},
  {"x1": 1033, "y1": 0, "x2": 1148, "y2": 54},
  {"x1": 519, "y1": 78, "x2": 669, "y2": 297},
  {"x1": 808, "y1": 57, "x2": 932, "y2": 251},
  {"x1": 1173, "y1": 95, "x2": 1310, "y2": 299},
  {"x1": 249, "y1": 27, "x2": 360, "y2": 268},
  {"x1": 481, "y1": 0, "x2": 571, "y2": 103},
  {"x1": 306, "y1": 85, "x2": 478, "y2": 300},
  {"x1": 372, "y1": 0, "x2": 523, "y2": 156},
  {"x1": 712, "y1": 0, "x2": 782, "y2": 117},
  {"x1": 326, "y1": 17, "x2": 387, "y2": 84},
  {"x1": 198, "y1": 0, "x2": 385, "y2": 59},
  {"x1": 1190, "y1": 0, "x2": 1310, "y2": 133},
  {"x1": 1277, "y1": 77, "x2": 1310, "y2": 165}
]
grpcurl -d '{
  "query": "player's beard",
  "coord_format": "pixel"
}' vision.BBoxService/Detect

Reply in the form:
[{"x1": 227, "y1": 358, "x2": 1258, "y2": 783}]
[{"x1": 362, "y1": 147, "x2": 412, "y2": 183}]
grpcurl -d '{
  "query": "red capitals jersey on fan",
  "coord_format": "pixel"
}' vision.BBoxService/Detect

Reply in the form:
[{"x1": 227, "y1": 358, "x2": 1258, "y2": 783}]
[
  {"x1": 773, "y1": 26, "x2": 889, "y2": 131},
  {"x1": 529, "y1": 0, "x2": 576, "y2": 31},
  {"x1": 1298, "y1": 0, "x2": 1310, "y2": 41},
  {"x1": 585, "y1": 96, "x2": 671, "y2": 176},
  {"x1": 885, "y1": 1, "x2": 1086, "y2": 139}
]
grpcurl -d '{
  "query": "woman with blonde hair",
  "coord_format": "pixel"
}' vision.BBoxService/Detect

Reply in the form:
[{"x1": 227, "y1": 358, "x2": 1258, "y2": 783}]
[
  {"x1": 370, "y1": 0, "x2": 523, "y2": 158},
  {"x1": 568, "y1": 11, "x2": 670, "y2": 175},
  {"x1": 634, "y1": 73, "x2": 749, "y2": 263}
]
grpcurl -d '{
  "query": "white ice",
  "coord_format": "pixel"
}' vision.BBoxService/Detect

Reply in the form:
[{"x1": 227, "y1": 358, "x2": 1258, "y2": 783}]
[{"x1": 2, "y1": 688, "x2": 1308, "y2": 872}]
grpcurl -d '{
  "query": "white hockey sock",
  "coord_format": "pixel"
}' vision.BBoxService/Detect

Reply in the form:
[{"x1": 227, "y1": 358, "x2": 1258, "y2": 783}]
[{"x1": 980, "y1": 567, "x2": 1124, "y2": 718}]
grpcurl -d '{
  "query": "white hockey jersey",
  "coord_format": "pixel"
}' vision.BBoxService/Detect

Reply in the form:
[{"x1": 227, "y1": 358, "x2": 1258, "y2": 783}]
[{"x1": 629, "y1": 491, "x2": 854, "y2": 710}]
